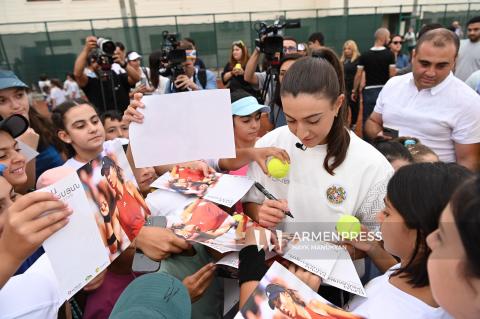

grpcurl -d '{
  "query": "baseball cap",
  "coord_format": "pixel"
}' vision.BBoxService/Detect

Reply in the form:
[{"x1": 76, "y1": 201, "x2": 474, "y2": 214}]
[
  {"x1": 127, "y1": 51, "x2": 142, "y2": 61},
  {"x1": 109, "y1": 272, "x2": 191, "y2": 319},
  {"x1": 265, "y1": 283, "x2": 287, "y2": 310},
  {"x1": 0, "y1": 70, "x2": 29, "y2": 91},
  {"x1": 232, "y1": 96, "x2": 270, "y2": 116},
  {"x1": 0, "y1": 114, "x2": 29, "y2": 139}
]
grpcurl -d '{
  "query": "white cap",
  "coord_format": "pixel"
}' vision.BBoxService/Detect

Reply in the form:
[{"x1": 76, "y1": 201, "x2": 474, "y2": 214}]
[{"x1": 127, "y1": 52, "x2": 142, "y2": 61}]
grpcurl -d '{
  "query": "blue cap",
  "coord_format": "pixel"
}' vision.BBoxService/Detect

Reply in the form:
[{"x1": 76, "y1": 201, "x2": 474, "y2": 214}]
[
  {"x1": 0, "y1": 70, "x2": 28, "y2": 91},
  {"x1": 404, "y1": 139, "x2": 416, "y2": 146},
  {"x1": 231, "y1": 96, "x2": 270, "y2": 116},
  {"x1": 265, "y1": 283, "x2": 287, "y2": 310}
]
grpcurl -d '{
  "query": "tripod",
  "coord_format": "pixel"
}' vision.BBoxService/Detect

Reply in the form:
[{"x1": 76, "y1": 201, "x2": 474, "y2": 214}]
[{"x1": 260, "y1": 63, "x2": 281, "y2": 126}]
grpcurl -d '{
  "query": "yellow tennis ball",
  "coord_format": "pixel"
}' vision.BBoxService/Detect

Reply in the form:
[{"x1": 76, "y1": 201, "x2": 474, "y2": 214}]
[
  {"x1": 336, "y1": 215, "x2": 361, "y2": 240},
  {"x1": 267, "y1": 158, "x2": 290, "y2": 179}
]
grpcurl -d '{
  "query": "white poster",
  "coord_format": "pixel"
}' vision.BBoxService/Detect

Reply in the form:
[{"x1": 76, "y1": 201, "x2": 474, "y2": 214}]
[{"x1": 129, "y1": 90, "x2": 235, "y2": 167}]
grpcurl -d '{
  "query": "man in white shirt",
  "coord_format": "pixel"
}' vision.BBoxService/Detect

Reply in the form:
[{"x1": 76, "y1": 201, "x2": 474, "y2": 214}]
[
  {"x1": 454, "y1": 16, "x2": 480, "y2": 81},
  {"x1": 365, "y1": 28, "x2": 480, "y2": 171}
]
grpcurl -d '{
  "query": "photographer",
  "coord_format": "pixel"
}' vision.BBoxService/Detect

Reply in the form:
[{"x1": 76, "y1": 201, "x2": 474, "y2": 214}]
[
  {"x1": 165, "y1": 44, "x2": 217, "y2": 93},
  {"x1": 73, "y1": 36, "x2": 141, "y2": 114},
  {"x1": 244, "y1": 36, "x2": 298, "y2": 131}
]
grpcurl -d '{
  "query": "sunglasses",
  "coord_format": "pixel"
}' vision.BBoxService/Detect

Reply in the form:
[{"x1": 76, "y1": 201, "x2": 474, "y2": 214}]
[
  {"x1": 232, "y1": 40, "x2": 245, "y2": 47},
  {"x1": 392, "y1": 41, "x2": 403, "y2": 45}
]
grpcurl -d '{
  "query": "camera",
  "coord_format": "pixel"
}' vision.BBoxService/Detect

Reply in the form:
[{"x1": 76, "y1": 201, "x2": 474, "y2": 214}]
[
  {"x1": 158, "y1": 31, "x2": 188, "y2": 92},
  {"x1": 254, "y1": 19, "x2": 301, "y2": 64},
  {"x1": 94, "y1": 37, "x2": 116, "y2": 71}
]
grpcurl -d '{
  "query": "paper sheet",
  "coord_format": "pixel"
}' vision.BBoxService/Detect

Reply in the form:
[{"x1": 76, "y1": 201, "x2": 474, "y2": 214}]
[
  {"x1": 151, "y1": 170, "x2": 254, "y2": 208},
  {"x1": 129, "y1": 90, "x2": 235, "y2": 167}
]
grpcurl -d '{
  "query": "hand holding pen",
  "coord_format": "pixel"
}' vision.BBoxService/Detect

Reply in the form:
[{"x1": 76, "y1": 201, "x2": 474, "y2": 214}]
[{"x1": 253, "y1": 182, "x2": 294, "y2": 228}]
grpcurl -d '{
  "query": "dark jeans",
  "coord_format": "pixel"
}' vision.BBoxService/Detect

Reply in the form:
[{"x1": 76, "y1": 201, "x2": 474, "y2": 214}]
[{"x1": 362, "y1": 87, "x2": 383, "y2": 125}]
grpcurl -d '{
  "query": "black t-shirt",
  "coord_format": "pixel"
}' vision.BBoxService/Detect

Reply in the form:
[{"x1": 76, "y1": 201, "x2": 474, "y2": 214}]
[
  {"x1": 221, "y1": 62, "x2": 260, "y2": 97},
  {"x1": 358, "y1": 48, "x2": 395, "y2": 86},
  {"x1": 343, "y1": 59, "x2": 359, "y2": 91},
  {"x1": 82, "y1": 71, "x2": 132, "y2": 114}
]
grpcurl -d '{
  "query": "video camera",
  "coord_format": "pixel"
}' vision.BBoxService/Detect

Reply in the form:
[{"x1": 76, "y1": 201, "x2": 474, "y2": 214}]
[
  {"x1": 93, "y1": 37, "x2": 116, "y2": 71},
  {"x1": 254, "y1": 19, "x2": 300, "y2": 64},
  {"x1": 158, "y1": 31, "x2": 187, "y2": 91}
]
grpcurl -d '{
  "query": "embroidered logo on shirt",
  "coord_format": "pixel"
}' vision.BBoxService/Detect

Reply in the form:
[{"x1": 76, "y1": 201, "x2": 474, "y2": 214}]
[{"x1": 326, "y1": 185, "x2": 347, "y2": 204}]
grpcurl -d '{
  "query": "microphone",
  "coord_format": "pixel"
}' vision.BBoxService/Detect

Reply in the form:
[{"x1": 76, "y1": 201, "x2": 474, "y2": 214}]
[{"x1": 295, "y1": 142, "x2": 306, "y2": 151}]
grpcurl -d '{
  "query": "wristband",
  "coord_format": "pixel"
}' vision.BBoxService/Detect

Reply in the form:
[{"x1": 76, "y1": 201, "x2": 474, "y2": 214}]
[{"x1": 239, "y1": 245, "x2": 268, "y2": 285}]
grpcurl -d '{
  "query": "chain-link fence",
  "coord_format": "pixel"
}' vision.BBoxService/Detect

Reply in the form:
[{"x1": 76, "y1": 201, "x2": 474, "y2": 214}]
[{"x1": 1, "y1": 2, "x2": 479, "y2": 87}]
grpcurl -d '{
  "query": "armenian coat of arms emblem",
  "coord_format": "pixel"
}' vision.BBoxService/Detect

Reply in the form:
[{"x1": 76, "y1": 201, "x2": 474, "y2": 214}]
[{"x1": 326, "y1": 185, "x2": 347, "y2": 204}]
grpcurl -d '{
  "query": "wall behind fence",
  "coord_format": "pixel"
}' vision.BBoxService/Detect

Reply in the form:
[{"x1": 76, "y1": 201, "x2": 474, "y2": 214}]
[{"x1": 1, "y1": 3, "x2": 479, "y2": 87}]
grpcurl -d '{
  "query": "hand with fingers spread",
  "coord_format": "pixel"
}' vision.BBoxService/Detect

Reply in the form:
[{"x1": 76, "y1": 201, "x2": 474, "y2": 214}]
[
  {"x1": 0, "y1": 192, "x2": 72, "y2": 287},
  {"x1": 135, "y1": 226, "x2": 190, "y2": 261},
  {"x1": 182, "y1": 262, "x2": 216, "y2": 303},
  {"x1": 256, "y1": 199, "x2": 289, "y2": 229},
  {"x1": 123, "y1": 93, "x2": 145, "y2": 125},
  {"x1": 251, "y1": 147, "x2": 290, "y2": 176},
  {"x1": 287, "y1": 262, "x2": 322, "y2": 292}
]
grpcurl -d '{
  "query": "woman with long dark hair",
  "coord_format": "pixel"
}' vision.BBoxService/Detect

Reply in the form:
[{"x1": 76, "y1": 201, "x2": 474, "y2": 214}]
[{"x1": 244, "y1": 53, "x2": 393, "y2": 235}]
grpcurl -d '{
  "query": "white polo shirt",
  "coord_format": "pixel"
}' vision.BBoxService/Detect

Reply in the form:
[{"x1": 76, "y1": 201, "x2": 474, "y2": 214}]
[
  {"x1": 243, "y1": 126, "x2": 393, "y2": 234},
  {"x1": 375, "y1": 72, "x2": 480, "y2": 163}
]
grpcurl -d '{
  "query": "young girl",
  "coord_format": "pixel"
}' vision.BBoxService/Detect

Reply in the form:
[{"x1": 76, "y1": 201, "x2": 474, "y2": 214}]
[
  {"x1": 427, "y1": 174, "x2": 480, "y2": 319},
  {"x1": 0, "y1": 71, "x2": 66, "y2": 181},
  {"x1": 0, "y1": 115, "x2": 29, "y2": 190},
  {"x1": 346, "y1": 162, "x2": 471, "y2": 318}
]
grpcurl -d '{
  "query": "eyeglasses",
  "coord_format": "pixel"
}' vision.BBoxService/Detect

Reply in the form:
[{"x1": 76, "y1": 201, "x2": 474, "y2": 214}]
[
  {"x1": 283, "y1": 46, "x2": 297, "y2": 53},
  {"x1": 232, "y1": 40, "x2": 245, "y2": 47},
  {"x1": 392, "y1": 41, "x2": 403, "y2": 45}
]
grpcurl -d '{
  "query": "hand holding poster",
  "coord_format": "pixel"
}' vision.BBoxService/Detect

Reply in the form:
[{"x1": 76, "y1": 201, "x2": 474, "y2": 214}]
[{"x1": 40, "y1": 140, "x2": 150, "y2": 299}]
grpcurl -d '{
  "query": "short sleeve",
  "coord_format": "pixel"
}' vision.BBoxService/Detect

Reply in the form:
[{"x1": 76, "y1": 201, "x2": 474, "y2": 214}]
[
  {"x1": 357, "y1": 55, "x2": 365, "y2": 67},
  {"x1": 388, "y1": 51, "x2": 396, "y2": 65},
  {"x1": 451, "y1": 95, "x2": 480, "y2": 144}
]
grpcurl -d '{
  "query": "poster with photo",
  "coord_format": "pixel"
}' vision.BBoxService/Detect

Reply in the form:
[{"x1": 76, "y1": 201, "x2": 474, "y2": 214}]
[
  {"x1": 168, "y1": 198, "x2": 246, "y2": 253},
  {"x1": 151, "y1": 167, "x2": 254, "y2": 207},
  {"x1": 41, "y1": 140, "x2": 150, "y2": 299},
  {"x1": 236, "y1": 261, "x2": 365, "y2": 319}
]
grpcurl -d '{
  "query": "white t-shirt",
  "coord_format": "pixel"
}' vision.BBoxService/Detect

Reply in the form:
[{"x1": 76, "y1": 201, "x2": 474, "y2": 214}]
[
  {"x1": 243, "y1": 126, "x2": 393, "y2": 234},
  {"x1": 63, "y1": 79, "x2": 81, "y2": 99},
  {"x1": 49, "y1": 87, "x2": 66, "y2": 107},
  {"x1": 0, "y1": 255, "x2": 64, "y2": 319},
  {"x1": 63, "y1": 157, "x2": 87, "y2": 170},
  {"x1": 375, "y1": 72, "x2": 480, "y2": 163},
  {"x1": 346, "y1": 264, "x2": 453, "y2": 319},
  {"x1": 455, "y1": 39, "x2": 480, "y2": 81}
]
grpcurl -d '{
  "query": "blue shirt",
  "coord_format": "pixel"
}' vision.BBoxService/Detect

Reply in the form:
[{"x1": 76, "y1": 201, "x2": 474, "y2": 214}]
[
  {"x1": 165, "y1": 69, "x2": 217, "y2": 93},
  {"x1": 396, "y1": 54, "x2": 410, "y2": 69}
]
